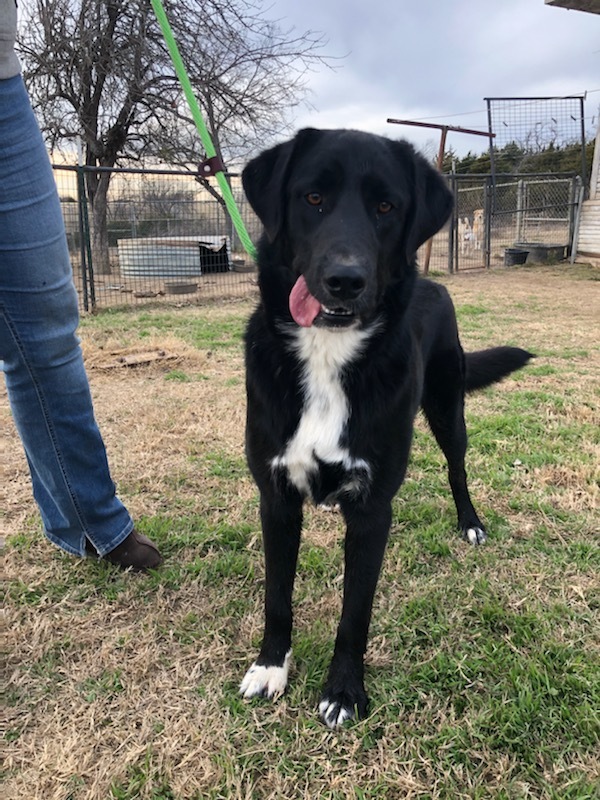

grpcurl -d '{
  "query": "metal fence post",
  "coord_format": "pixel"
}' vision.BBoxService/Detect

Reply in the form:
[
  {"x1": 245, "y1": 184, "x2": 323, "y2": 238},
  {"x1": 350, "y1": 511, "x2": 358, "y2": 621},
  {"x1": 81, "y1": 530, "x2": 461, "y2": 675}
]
[
  {"x1": 485, "y1": 177, "x2": 493, "y2": 268},
  {"x1": 568, "y1": 176, "x2": 577, "y2": 252},
  {"x1": 570, "y1": 178, "x2": 585, "y2": 265},
  {"x1": 516, "y1": 179, "x2": 525, "y2": 243},
  {"x1": 579, "y1": 96, "x2": 587, "y2": 198},
  {"x1": 78, "y1": 167, "x2": 96, "y2": 312},
  {"x1": 76, "y1": 166, "x2": 90, "y2": 312},
  {"x1": 449, "y1": 173, "x2": 456, "y2": 273}
]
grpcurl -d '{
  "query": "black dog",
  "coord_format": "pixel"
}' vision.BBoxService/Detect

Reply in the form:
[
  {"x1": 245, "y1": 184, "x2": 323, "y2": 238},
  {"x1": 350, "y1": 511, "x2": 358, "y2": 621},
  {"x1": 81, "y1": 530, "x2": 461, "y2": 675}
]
[{"x1": 239, "y1": 128, "x2": 532, "y2": 728}]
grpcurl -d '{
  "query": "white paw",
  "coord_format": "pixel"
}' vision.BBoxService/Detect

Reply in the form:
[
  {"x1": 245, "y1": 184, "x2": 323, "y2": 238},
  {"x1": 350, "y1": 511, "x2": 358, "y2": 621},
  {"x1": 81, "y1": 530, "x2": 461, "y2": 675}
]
[
  {"x1": 239, "y1": 650, "x2": 292, "y2": 700},
  {"x1": 318, "y1": 698, "x2": 353, "y2": 729},
  {"x1": 465, "y1": 527, "x2": 487, "y2": 545}
]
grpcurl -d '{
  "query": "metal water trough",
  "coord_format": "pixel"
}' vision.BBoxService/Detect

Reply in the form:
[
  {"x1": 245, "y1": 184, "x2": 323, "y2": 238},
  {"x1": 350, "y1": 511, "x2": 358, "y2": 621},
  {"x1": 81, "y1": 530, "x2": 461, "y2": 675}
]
[{"x1": 117, "y1": 236, "x2": 230, "y2": 278}]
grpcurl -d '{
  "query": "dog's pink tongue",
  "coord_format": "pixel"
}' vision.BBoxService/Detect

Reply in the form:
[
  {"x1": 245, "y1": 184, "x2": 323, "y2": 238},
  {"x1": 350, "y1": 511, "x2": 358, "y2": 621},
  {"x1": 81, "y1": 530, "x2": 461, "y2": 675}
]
[{"x1": 289, "y1": 275, "x2": 321, "y2": 327}]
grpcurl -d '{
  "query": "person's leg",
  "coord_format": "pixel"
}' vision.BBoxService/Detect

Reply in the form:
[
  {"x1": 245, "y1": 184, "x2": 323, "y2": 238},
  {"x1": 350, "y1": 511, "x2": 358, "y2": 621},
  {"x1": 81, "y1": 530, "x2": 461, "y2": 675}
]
[{"x1": 0, "y1": 75, "x2": 146, "y2": 561}]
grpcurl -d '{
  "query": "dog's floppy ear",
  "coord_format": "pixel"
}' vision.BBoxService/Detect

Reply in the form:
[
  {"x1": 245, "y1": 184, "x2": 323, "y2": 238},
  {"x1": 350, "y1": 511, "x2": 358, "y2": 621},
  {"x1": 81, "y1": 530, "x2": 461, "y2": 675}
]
[
  {"x1": 242, "y1": 128, "x2": 321, "y2": 242},
  {"x1": 395, "y1": 142, "x2": 454, "y2": 260}
]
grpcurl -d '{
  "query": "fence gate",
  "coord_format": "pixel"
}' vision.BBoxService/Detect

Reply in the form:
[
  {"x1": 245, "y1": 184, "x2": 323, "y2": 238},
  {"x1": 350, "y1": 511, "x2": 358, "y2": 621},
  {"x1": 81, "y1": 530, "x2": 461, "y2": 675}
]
[{"x1": 450, "y1": 173, "x2": 582, "y2": 273}]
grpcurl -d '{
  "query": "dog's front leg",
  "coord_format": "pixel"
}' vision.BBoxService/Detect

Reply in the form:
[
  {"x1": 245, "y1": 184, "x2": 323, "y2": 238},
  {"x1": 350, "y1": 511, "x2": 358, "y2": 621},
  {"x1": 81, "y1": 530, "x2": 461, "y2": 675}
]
[
  {"x1": 319, "y1": 501, "x2": 392, "y2": 728},
  {"x1": 240, "y1": 488, "x2": 303, "y2": 701}
]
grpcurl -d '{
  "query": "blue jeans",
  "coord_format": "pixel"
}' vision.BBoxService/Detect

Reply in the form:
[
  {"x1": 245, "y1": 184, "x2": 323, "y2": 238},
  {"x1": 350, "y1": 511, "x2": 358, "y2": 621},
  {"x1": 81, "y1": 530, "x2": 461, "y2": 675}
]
[{"x1": 0, "y1": 75, "x2": 133, "y2": 558}]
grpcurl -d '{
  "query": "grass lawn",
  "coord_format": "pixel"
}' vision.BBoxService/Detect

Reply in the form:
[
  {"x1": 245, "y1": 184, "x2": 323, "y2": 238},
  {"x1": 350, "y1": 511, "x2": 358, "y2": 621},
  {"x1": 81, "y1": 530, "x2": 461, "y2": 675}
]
[{"x1": 3, "y1": 264, "x2": 599, "y2": 799}]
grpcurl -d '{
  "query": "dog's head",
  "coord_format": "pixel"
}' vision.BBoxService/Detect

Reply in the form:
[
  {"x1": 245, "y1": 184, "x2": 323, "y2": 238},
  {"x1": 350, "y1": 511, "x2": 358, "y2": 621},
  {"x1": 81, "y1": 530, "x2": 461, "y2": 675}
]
[{"x1": 243, "y1": 128, "x2": 453, "y2": 329}]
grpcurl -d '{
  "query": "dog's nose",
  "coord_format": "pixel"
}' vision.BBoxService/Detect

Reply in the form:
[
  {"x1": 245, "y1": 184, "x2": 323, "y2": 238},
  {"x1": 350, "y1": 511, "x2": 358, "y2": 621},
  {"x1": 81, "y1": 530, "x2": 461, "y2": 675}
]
[{"x1": 323, "y1": 264, "x2": 366, "y2": 301}]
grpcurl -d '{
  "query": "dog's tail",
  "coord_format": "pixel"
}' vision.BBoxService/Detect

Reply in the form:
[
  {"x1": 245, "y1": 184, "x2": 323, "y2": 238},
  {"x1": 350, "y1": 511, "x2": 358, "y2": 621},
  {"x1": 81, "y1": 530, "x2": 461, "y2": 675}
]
[{"x1": 465, "y1": 347, "x2": 534, "y2": 393}]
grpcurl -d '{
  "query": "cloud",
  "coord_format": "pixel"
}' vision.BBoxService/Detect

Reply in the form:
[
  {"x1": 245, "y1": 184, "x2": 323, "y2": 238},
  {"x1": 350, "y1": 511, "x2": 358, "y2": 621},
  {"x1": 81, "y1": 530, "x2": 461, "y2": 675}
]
[{"x1": 271, "y1": 0, "x2": 600, "y2": 154}]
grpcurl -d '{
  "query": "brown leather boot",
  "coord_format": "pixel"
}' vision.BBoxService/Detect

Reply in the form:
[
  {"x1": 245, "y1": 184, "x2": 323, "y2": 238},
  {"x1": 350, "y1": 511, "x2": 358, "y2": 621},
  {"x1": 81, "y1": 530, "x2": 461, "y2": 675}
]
[{"x1": 87, "y1": 530, "x2": 162, "y2": 571}]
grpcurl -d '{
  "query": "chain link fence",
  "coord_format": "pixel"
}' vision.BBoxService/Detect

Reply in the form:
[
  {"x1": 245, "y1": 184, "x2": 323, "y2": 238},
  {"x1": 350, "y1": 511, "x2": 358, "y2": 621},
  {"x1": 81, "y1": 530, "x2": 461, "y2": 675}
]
[
  {"x1": 53, "y1": 165, "x2": 261, "y2": 311},
  {"x1": 53, "y1": 164, "x2": 583, "y2": 309}
]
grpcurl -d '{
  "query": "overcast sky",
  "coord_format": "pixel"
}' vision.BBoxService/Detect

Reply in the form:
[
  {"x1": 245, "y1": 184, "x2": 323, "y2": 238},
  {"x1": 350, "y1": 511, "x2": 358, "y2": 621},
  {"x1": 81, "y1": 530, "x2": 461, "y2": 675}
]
[{"x1": 270, "y1": 0, "x2": 600, "y2": 155}]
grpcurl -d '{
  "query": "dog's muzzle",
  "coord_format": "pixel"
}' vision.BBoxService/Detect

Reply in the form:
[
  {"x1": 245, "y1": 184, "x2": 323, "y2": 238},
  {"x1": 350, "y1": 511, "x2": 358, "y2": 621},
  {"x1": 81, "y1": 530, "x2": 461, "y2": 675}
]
[{"x1": 288, "y1": 274, "x2": 359, "y2": 329}]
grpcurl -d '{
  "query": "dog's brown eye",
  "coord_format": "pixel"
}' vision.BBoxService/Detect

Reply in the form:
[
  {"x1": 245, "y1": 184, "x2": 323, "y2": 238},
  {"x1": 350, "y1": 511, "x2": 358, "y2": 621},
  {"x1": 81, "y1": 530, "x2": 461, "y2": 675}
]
[
  {"x1": 306, "y1": 192, "x2": 323, "y2": 206},
  {"x1": 378, "y1": 201, "x2": 393, "y2": 214}
]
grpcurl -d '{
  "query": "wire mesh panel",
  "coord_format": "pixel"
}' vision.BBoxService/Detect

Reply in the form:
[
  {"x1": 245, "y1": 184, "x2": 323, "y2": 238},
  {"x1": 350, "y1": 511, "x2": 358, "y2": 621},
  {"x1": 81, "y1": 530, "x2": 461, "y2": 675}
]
[
  {"x1": 486, "y1": 96, "x2": 587, "y2": 179},
  {"x1": 53, "y1": 165, "x2": 260, "y2": 310}
]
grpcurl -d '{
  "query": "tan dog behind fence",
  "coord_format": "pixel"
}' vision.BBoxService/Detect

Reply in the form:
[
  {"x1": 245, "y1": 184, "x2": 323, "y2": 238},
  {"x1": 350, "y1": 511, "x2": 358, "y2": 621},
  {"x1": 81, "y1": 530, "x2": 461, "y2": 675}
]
[{"x1": 472, "y1": 208, "x2": 484, "y2": 251}]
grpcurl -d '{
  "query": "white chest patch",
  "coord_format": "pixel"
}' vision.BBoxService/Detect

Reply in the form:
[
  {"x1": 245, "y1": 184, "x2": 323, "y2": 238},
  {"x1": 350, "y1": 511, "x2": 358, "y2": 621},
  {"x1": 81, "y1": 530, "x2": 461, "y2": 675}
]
[{"x1": 271, "y1": 325, "x2": 373, "y2": 498}]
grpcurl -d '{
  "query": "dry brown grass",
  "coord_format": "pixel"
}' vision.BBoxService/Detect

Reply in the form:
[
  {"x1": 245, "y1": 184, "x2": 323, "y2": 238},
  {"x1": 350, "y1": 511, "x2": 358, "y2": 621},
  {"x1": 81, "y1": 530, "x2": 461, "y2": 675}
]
[{"x1": 2, "y1": 264, "x2": 599, "y2": 800}]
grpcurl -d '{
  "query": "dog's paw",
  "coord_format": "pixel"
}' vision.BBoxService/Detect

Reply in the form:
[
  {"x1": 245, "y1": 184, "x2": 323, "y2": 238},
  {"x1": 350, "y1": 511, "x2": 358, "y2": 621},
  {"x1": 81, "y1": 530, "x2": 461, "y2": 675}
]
[
  {"x1": 318, "y1": 502, "x2": 340, "y2": 513},
  {"x1": 463, "y1": 526, "x2": 487, "y2": 545},
  {"x1": 318, "y1": 687, "x2": 368, "y2": 729},
  {"x1": 319, "y1": 697, "x2": 355, "y2": 729},
  {"x1": 239, "y1": 650, "x2": 291, "y2": 700}
]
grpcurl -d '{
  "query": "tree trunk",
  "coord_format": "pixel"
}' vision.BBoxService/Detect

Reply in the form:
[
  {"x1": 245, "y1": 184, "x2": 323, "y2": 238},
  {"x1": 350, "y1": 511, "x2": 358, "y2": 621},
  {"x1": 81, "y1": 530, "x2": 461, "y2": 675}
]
[{"x1": 86, "y1": 170, "x2": 112, "y2": 275}]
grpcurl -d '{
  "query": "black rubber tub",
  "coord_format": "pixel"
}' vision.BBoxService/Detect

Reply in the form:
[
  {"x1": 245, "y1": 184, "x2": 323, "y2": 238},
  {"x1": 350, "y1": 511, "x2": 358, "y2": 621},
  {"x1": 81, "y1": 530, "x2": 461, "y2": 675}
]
[{"x1": 504, "y1": 247, "x2": 529, "y2": 266}]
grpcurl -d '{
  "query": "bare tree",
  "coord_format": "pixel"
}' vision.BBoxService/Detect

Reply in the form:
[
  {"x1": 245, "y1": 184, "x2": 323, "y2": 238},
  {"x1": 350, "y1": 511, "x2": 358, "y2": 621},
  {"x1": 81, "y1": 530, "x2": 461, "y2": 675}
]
[{"x1": 18, "y1": 0, "x2": 331, "y2": 273}]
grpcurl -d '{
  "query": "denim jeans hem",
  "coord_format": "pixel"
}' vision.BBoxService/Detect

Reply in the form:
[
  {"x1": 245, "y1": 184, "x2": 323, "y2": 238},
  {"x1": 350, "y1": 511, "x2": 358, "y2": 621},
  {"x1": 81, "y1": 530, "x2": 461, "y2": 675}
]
[{"x1": 44, "y1": 518, "x2": 135, "y2": 559}]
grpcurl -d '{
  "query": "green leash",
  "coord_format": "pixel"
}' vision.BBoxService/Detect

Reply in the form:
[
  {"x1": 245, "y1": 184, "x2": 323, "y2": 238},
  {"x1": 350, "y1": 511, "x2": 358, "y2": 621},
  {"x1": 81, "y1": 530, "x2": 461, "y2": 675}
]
[{"x1": 150, "y1": 0, "x2": 257, "y2": 261}]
